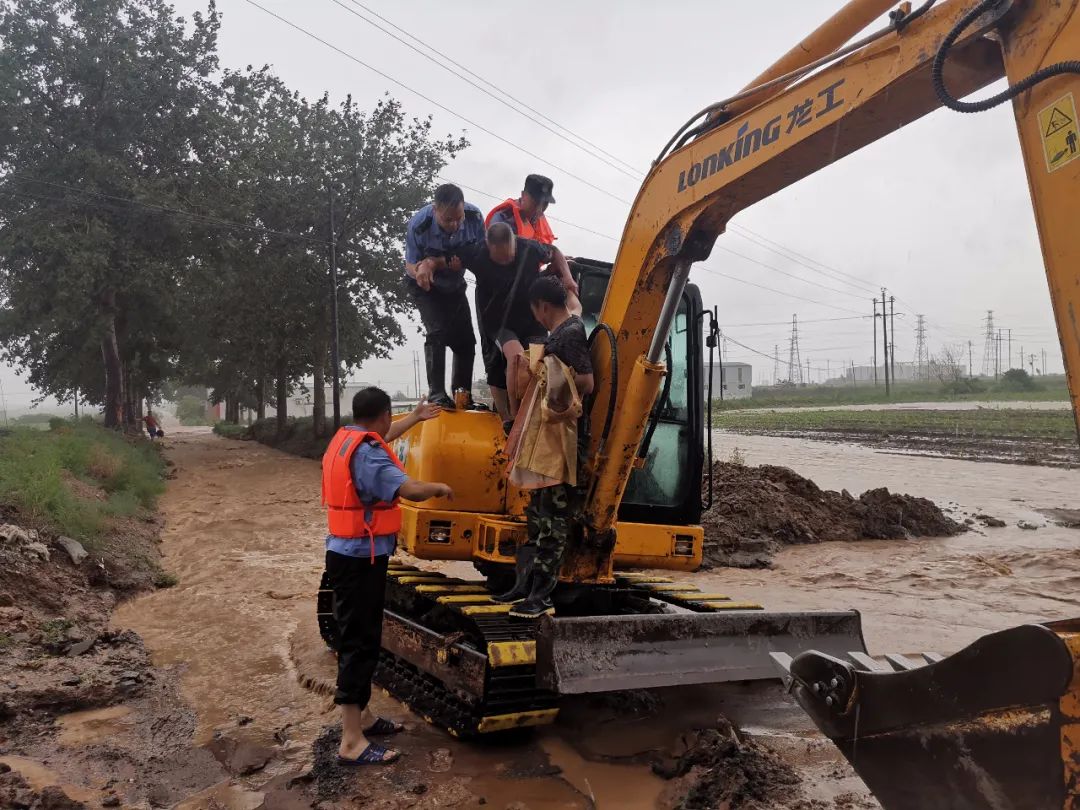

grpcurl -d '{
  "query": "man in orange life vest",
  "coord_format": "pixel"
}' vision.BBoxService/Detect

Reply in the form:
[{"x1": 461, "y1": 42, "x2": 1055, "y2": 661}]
[
  {"x1": 322, "y1": 387, "x2": 451, "y2": 766},
  {"x1": 485, "y1": 174, "x2": 557, "y2": 245}
]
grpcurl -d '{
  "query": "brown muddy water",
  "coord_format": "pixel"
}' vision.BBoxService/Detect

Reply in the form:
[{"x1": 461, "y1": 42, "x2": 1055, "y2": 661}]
[{"x1": 80, "y1": 428, "x2": 1078, "y2": 807}]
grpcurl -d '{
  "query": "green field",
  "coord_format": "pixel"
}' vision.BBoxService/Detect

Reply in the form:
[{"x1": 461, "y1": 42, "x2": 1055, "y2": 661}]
[
  {"x1": 714, "y1": 376, "x2": 1071, "y2": 411},
  {"x1": 0, "y1": 421, "x2": 166, "y2": 546},
  {"x1": 718, "y1": 407, "x2": 1078, "y2": 442}
]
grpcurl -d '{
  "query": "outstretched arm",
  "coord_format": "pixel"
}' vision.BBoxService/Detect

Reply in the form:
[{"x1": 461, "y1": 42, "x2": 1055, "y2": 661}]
[{"x1": 386, "y1": 399, "x2": 442, "y2": 442}]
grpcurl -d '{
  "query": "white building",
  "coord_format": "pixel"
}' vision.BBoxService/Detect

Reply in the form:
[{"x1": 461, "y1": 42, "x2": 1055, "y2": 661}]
[{"x1": 708, "y1": 362, "x2": 753, "y2": 400}]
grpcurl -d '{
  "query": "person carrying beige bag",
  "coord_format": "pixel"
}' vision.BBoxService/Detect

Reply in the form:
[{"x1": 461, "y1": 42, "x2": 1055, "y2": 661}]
[{"x1": 497, "y1": 276, "x2": 594, "y2": 618}]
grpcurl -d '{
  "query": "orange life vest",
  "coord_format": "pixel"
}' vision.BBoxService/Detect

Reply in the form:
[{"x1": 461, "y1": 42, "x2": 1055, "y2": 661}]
[
  {"x1": 321, "y1": 428, "x2": 404, "y2": 557},
  {"x1": 485, "y1": 198, "x2": 556, "y2": 245}
]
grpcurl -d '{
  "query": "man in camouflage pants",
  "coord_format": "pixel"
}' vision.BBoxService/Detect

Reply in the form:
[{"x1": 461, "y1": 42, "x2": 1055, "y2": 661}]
[{"x1": 496, "y1": 276, "x2": 594, "y2": 619}]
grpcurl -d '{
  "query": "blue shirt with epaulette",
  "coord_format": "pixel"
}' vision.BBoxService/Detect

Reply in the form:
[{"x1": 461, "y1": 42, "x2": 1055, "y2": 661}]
[
  {"x1": 404, "y1": 202, "x2": 485, "y2": 293},
  {"x1": 325, "y1": 425, "x2": 408, "y2": 558}
]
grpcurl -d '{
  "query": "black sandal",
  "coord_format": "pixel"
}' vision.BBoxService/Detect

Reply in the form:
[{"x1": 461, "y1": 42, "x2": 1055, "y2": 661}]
[{"x1": 364, "y1": 716, "x2": 405, "y2": 736}]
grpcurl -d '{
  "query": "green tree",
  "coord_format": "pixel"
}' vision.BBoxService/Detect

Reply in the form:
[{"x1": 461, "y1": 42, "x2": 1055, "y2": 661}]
[{"x1": 0, "y1": 0, "x2": 221, "y2": 426}]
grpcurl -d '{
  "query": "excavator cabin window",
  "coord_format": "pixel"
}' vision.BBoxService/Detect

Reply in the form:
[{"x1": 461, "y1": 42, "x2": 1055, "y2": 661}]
[{"x1": 571, "y1": 259, "x2": 706, "y2": 526}]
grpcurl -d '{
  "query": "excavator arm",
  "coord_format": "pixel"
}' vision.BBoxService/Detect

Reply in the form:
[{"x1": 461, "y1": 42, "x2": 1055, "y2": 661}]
[{"x1": 574, "y1": 0, "x2": 1080, "y2": 585}]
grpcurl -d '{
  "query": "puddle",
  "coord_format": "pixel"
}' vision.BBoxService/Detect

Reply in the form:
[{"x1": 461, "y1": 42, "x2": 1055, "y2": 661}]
[
  {"x1": 542, "y1": 736, "x2": 666, "y2": 809},
  {"x1": 0, "y1": 755, "x2": 100, "y2": 804},
  {"x1": 56, "y1": 704, "x2": 134, "y2": 747}
]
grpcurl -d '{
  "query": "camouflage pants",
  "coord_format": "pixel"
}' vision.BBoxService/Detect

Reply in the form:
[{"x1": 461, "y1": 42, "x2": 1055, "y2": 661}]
[{"x1": 522, "y1": 484, "x2": 581, "y2": 601}]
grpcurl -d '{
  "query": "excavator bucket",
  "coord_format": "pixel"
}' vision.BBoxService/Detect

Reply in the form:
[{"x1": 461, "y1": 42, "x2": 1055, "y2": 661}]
[
  {"x1": 535, "y1": 610, "x2": 866, "y2": 693},
  {"x1": 772, "y1": 619, "x2": 1080, "y2": 810}
]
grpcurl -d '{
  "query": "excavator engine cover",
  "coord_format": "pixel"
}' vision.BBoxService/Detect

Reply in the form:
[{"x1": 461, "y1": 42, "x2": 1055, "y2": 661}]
[{"x1": 773, "y1": 620, "x2": 1080, "y2": 809}]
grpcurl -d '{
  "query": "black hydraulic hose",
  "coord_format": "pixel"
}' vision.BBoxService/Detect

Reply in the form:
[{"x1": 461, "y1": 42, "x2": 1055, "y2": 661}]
[
  {"x1": 933, "y1": 0, "x2": 1080, "y2": 113},
  {"x1": 638, "y1": 340, "x2": 673, "y2": 461},
  {"x1": 586, "y1": 323, "x2": 618, "y2": 458}
]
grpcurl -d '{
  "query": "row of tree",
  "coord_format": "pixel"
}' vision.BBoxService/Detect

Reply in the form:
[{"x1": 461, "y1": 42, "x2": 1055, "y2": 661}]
[{"x1": 0, "y1": 0, "x2": 467, "y2": 437}]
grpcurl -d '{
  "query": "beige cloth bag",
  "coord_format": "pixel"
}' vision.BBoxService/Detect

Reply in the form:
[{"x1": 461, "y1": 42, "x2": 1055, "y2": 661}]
[{"x1": 505, "y1": 347, "x2": 582, "y2": 490}]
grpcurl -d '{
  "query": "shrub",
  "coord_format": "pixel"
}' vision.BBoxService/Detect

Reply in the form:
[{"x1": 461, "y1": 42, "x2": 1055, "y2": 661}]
[
  {"x1": 997, "y1": 368, "x2": 1038, "y2": 392},
  {"x1": 175, "y1": 395, "x2": 209, "y2": 426}
]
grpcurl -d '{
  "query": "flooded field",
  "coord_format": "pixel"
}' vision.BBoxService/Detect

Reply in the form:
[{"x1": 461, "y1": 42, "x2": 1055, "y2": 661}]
[{"x1": 14, "y1": 427, "x2": 1064, "y2": 808}]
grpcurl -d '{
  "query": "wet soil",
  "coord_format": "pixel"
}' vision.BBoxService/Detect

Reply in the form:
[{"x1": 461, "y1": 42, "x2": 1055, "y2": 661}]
[
  {"x1": 722, "y1": 426, "x2": 1080, "y2": 469},
  {"x1": 16, "y1": 427, "x2": 1073, "y2": 808},
  {"x1": 701, "y1": 461, "x2": 963, "y2": 568}
]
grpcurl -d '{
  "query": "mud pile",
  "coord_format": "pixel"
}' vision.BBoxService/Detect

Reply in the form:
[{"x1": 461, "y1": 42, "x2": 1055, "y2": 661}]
[
  {"x1": 654, "y1": 722, "x2": 804, "y2": 810},
  {"x1": 702, "y1": 461, "x2": 963, "y2": 568}
]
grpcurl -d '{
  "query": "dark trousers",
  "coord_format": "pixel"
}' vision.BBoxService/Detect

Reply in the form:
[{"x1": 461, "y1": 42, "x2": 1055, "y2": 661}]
[
  {"x1": 325, "y1": 550, "x2": 389, "y2": 707},
  {"x1": 409, "y1": 283, "x2": 475, "y2": 355}
]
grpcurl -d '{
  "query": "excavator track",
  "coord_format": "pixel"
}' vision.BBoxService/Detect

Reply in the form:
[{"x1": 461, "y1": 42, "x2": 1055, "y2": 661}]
[{"x1": 317, "y1": 560, "x2": 866, "y2": 734}]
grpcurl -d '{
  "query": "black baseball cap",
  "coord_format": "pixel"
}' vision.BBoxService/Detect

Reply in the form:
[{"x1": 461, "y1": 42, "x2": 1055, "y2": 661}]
[{"x1": 523, "y1": 174, "x2": 556, "y2": 205}]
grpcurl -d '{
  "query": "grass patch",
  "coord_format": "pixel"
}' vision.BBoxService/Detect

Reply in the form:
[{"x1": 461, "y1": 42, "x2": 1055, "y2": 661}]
[
  {"x1": 0, "y1": 420, "x2": 166, "y2": 544},
  {"x1": 248, "y1": 416, "x2": 332, "y2": 459},
  {"x1": 0, "y1": 633, "x2": 12, "y2": 651},
  {"x1": 718, "y1": 407, "x2": 1078, "y2": 441},
  {"x1": 39, "y1": 618, "x2": 72, "y2": 646},
  {"x1": 715, "y1": 375, "x2": 1071, "y2": 411},
  {"x1": 153, "y1": 570, "x2": 179, "y2": 588},
  {"x1": 212, "y1": 421, "x2": 250, "y2": 440}
]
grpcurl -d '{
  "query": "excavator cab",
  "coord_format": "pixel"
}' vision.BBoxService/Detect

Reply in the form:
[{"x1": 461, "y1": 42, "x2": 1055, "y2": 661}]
[{"x1": 572, "y1": 257, "x2": 708, "y2": 527}]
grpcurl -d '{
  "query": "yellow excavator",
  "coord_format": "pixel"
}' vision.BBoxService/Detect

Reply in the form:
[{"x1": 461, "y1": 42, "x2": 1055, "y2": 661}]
[{"x1": 318, "y1": 0, "x2": 1080, "y2": 805}]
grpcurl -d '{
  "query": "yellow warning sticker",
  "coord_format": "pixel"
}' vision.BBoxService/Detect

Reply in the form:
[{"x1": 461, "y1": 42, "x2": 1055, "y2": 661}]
[{"x1": 1038, "y1": 93, "x2": 1080, "y2": 173}]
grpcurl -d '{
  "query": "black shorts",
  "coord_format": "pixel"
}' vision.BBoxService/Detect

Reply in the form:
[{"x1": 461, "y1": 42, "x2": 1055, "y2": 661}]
[{"x1": 481, "y1": 324, "x2": 544, "y2": 389}]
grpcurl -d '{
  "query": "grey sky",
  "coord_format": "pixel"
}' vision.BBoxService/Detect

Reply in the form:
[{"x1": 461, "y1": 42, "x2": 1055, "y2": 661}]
[{"x1": 2, "y1": 0, "x2": 1065, "y2": 411}]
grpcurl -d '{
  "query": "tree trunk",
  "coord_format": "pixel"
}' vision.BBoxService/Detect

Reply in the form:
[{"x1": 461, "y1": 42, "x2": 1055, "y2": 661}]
[
  {"x1": 100, "y1": 291, "x2": 124, "y2": 429},
  {"x1": 256, "y1": 377, "x2": 266, "y2": 421},
  {"x1": 275, "y1": 357, "x2": 288, "y2": 439},
  {"x1": 312, "y1": 331, "x2": 328, "y2": 439}
]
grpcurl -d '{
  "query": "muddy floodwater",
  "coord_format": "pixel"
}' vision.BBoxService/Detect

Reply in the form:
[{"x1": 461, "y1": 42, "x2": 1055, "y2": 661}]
[{"x1": 105, "y1": 428, "x2": 1080, "y2": 808}]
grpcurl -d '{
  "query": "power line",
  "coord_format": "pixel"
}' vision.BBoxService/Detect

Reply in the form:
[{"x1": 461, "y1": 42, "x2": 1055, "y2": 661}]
[
  {"x1": 329, "y1": 0, "x2": 640, "y2": 181},
  {"x1": 717, "y1": 244, "x2": 873, "y2": 302},
  {"x1": 242, "y1": 0, "x2": 632, "y2": 206},
  {"x1": 701, "y1": 267, "x2": 867, "y2": 316}
]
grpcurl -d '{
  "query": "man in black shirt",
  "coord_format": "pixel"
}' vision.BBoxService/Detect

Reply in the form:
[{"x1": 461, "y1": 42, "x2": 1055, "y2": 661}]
[
  {"x1": 463, "y1": 222, "x2": 576, "y2": 421},
  {"x1": 499, "y1": 276, "x2": 595, "y2": 619}
]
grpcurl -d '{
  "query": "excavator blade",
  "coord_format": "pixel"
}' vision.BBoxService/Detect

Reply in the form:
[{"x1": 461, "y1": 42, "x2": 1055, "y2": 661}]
[
  {"x1": 772, "y1": 619, "x2": 1080, "y2": 810},
  {"x1": 534, "y1": 610, "x2": 865, "y2": 694}
]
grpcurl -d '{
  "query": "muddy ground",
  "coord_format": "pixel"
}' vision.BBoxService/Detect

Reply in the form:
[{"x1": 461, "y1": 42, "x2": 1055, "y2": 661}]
[
  {"x1": 720, "y1": 425, "x2": 1080, "y2": 469},
  {"x1": 3, "y1": 428, "x2": 1079, "y2": 808}
]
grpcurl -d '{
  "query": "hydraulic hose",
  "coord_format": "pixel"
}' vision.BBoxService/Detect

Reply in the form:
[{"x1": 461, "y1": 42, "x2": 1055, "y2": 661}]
[
  {"x1": 586, "y1": 322, "x2": 618, "y2": 459},
  {"x1": 933, "y1": 0, "x2": 1080, "y2": 113}
]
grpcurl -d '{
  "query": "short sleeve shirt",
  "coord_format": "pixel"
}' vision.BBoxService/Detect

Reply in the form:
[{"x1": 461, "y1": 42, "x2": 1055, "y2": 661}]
[
  {"x1": 404, "y1": 202, "x2": 485, "y2": 293},
  {"x1": 463, "y1": 238, "x2": 552, "y2": 337},
  {"x1": 544, "y1": 316, "x2": 593, "y2": 375},
  {"x1": 325, "y1": 426, "x2": 408, "y2": 558}
]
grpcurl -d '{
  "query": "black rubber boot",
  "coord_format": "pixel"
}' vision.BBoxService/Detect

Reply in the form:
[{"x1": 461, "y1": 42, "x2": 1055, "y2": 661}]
[
  {"x1": 492, "y1": 546, "x2": 536, "y2": 604},
  {"x1": 509, "y1": 597, "x2": 554, "y2": 618},
  {"x1": 425, "y1": 344, "x2": 453, "y2": 409},
  {"x1": 450, "y1": 350, "x2": 475, "y2": 408}
]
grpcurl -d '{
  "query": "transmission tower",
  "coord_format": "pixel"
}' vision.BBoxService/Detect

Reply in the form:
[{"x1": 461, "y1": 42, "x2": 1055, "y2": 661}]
[
  {"x1": 913, "y1": 315, "x2": 928, "y2": 381},
  {"x1": 788, "y1": 315, "x2": 803, "y2": 384},
  {"x1": 981, "y1": 310, "x2": 996, "y2": 377},
  {"x1": 773, "y1": 344, "x2": 780, "y2": 385}
]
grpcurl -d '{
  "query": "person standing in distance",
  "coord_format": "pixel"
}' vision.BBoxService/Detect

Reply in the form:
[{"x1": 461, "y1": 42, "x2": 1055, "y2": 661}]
[
  {"x1": 322, "y1": 388, "x2": 451, "y2": 765},
  {"x1": 405, "y1": 184, "x2": 485, "y2": 408}
]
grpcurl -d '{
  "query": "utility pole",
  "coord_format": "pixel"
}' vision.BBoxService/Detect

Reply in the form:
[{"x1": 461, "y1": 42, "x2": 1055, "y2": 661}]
[
  {"x1": 968, "y1": 341, "x2": 973, "y2": 379},
  {"x1": 982, "y1": 310, "x2": 995, "y2": 377},
  {"x1": 851, "y1": 360, "x2": 857, "y2": 387},
  {"x1": 74, "y1": 386, "x2": 79, "y2": 419},
  {"x1": 773, "y1": 344, "x2": 780, "y2": 385},
  {"x1": 881, "y1": 290, "x2": 891, "y2": 396},
  {"x1": 889, "y1": 296, "x2": 896, "y2": 384},
  {"x1": 1043, "y1": 348, "x2": 1048, "y2": 375},
  {"x1": 788, "y1": 315, "x2": 803, "y2": 384},
  {"x1": 806, "y1": 359, "x2": 811, "y2": 384},
  {"x1": 914, "y1": 315, "x2": 928, "y2": 382},
  {"x1": 1008, "y1": 328, "x2": 1013, "y2": 371},
  {"x1": 1029, "y1": 353, "x2": 1036, "y2": 374},
  {"x1": 328, "y1": 183, "x2": 342, "y2": 430},
  {"x1": 995, "y1": 328, "x2": 1002, "y2": 378},
  {"x1": 872, "y1": 299, "x2": 879, "y2": 386}
]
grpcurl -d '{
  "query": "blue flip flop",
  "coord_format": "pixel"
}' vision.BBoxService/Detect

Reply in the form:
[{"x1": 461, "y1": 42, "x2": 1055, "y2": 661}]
[
  {"x1": 337, "y1": 742, "x2": 401, "y2": 766},
  {"x1": 364, "y1": 716, "x2": 404, "y2": 736}
]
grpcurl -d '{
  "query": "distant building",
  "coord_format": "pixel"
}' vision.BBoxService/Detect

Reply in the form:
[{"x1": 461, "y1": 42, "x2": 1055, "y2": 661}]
[{"x1": 708, "y1": 362, "x2": 752, "y2": 400}]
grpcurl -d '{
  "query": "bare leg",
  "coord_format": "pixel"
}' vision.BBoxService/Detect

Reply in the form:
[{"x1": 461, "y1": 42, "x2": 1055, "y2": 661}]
[
  {"x1": 339, "y1": 704, "x2": 371, "y2": 759},
  {"x1": 491, "y1": 386, "x2": 510, "y2": 422}
]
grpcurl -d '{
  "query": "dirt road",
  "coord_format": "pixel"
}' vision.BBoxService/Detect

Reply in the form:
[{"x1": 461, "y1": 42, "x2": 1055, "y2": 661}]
[{"x1": 108, "y1": 428, "x2": 1080, "y2": 808}]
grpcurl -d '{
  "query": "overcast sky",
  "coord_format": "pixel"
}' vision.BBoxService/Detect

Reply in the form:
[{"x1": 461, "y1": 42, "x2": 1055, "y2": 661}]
[{"x1": 2, "y1": 0, "x2": 1066, "y2": 412}]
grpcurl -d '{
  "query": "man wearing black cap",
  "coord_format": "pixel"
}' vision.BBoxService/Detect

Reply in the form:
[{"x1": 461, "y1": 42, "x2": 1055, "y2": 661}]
[{"x1": 485, "y1": 174, "x2": 558, "y2": 245}]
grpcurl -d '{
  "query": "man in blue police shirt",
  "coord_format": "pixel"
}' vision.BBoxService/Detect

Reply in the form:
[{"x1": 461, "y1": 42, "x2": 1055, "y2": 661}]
[{"x1": 405, "y1": 183, "x2": 485, "y2": 409}]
